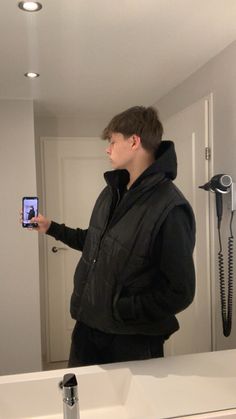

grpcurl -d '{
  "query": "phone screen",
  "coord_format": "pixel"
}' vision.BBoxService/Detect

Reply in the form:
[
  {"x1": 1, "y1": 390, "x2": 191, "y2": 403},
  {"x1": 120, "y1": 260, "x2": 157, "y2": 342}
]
[{"x1": 22, "y1": 197, "x2": 39, "y2": 227}]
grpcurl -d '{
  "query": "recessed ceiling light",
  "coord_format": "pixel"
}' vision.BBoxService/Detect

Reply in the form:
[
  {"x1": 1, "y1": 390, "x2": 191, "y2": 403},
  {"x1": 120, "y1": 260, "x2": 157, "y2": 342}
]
[
  {"x1": 24, "y1": 72, "x2": 40, "y2": 78},
  {"x1": 18, "y1": 2, "x2": 42, "y2": 12}
]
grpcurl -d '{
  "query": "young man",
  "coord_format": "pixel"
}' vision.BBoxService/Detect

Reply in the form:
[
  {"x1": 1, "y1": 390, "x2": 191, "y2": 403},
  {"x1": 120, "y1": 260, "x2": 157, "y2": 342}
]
[{"x1": 33, "y1": 106, "x2": 195, "y2": 366}]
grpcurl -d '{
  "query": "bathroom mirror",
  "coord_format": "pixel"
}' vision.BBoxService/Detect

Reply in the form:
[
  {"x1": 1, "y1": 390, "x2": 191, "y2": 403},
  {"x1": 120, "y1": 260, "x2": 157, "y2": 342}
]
[{"x1": 1, "y1": 0, "x2": 236, "y2": 390}]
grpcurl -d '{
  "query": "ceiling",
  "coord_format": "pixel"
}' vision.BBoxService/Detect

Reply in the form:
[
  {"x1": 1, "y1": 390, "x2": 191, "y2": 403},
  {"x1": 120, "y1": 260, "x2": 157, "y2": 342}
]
[{"x1": 1, "y1": 0, "x2": 236, "y2": 118}]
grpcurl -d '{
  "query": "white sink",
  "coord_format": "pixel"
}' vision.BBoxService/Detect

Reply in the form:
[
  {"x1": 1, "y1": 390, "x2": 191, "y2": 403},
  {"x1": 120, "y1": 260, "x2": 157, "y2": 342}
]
[
  {"x1": 2, "y1": 350, "x2": 236, "y2": 419},
  {"x1": 0, "y1": 367, "x2": 156, "y2": 419}
]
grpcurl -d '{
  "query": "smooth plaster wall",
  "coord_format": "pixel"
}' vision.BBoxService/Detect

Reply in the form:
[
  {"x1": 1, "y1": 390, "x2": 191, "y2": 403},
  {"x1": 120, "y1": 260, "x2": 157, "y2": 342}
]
[
  {"x1": 156, "y1": 41, "x2": 236, "y2": 351},
  {"x1": 0, "y1": 99, "x2": 42, "y2": 375}
]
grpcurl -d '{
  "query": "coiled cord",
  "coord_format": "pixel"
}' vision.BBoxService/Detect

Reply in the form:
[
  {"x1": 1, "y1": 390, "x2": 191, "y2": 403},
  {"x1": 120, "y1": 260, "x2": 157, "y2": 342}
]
[{"x1": 218, "y1": 211, "x2": 234, "y2": 337}]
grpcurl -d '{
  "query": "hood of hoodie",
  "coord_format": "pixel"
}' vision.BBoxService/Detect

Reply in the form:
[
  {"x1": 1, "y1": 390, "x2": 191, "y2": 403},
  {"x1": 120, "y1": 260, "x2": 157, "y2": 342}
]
[{"x1": 104, "y1": 140, "x2": 177, "y2": 190}]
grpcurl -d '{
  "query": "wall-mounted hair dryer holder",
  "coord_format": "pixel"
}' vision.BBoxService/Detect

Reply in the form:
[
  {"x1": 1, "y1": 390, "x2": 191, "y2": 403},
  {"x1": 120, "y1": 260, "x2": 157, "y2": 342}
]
[
  {"x1": 199, "y1": 174, "x2": 233, "y2": 229},
  {"x1": 199, "y1": 174, "x2": 234, "y2": 337},
  {"x1": 230, "y1": 182, "x2": 236, "y2": 211}
]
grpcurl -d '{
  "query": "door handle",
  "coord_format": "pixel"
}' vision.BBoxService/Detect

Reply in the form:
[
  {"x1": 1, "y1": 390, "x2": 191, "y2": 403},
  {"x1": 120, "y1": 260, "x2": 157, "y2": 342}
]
[{"x1": 51, "y1": 246, "x2": 68, "y2": 253}]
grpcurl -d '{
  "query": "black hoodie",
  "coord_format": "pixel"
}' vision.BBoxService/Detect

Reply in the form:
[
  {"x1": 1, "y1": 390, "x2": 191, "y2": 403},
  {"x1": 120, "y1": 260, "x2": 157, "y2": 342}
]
[{"x1": 47, "y1": 141, "x2": 196, "y2": 336}]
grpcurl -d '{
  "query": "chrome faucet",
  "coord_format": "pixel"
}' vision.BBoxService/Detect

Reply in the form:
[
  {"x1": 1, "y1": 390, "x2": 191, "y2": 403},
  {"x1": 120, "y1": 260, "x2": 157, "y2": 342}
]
[{"x1": 61, "y1": 373, "x2": 80, "y2": 419}]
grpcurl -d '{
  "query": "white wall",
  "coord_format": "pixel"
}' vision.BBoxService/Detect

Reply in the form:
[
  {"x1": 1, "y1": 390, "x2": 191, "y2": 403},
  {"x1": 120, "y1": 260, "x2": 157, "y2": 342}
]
[
  {"x1": 0, "y1": 99, "x2": 42, "y2": 375},
  {"x1": 155, "y1": 41, "x2": 236, "y2": 351}
]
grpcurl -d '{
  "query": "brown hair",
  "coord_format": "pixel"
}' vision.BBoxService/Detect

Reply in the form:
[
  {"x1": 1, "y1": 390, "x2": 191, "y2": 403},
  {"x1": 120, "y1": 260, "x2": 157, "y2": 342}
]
[{"x1": 102, "y1": 106, "x2": 163, "y2": 154}]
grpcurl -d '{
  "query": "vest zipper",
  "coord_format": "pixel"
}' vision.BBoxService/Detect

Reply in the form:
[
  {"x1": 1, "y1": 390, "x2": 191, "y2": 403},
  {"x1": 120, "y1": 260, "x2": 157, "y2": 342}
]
[
  {"x1": 92, "y1": 187, "x2": 120, "y2": 265},
  {"x1": 86, "y1": 188, "x2": 119, "y2": 306}
]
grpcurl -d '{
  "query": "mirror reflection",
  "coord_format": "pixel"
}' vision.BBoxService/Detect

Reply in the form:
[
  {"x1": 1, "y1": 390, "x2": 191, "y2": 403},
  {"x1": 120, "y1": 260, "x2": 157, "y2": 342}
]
[{"x1": 1, "y1": 0, "x2": 236, "y2": 382}]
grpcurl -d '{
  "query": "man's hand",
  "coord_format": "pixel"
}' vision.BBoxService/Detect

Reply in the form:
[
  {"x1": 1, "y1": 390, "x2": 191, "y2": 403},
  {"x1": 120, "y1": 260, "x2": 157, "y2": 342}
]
[
  {"x1": 30, "y1": 214, "x2": 52, "y2": 233},
  {"x1": 20, "y1": 212, "x2": 51, "y2": 233}
]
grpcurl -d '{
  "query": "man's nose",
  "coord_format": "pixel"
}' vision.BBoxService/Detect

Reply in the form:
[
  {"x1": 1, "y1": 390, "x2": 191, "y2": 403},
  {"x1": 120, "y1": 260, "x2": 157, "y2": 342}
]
[{"x1": 106, "y1": 145, "x2": 111, "y2": 154}]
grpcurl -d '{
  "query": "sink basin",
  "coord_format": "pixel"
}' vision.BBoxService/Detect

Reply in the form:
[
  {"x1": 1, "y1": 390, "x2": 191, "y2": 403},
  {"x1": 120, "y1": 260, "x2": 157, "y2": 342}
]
[
  {"x1": 0, "y1": 367, "x2": 156, "y2": 419},
  {"x1": 2, "y1": 350, "x2": 236, "y2": 419}
]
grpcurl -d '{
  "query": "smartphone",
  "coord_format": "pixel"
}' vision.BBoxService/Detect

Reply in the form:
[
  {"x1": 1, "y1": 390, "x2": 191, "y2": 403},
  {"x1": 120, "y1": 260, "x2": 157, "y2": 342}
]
[{"x1": 22, "y1": 197, "x2": 39, "y2": 228}]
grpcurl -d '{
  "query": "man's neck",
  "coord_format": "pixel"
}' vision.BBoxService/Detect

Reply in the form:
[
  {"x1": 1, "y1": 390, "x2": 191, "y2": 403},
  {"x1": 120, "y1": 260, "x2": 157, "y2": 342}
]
[{"x1": 127, "y1": 155, "x2": 155, "y2": 189}]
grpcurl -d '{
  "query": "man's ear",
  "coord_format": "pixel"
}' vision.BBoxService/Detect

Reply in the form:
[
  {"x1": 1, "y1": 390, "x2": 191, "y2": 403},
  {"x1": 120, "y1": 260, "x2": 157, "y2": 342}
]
[{"x1": 130, "y1": 134, "x2": 141, "y2": 150}]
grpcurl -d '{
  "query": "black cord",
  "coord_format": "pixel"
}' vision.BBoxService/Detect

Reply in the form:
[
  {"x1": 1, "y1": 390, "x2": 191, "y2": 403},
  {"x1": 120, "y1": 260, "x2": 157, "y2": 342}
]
[
  {"x1": 227, "y1": 211, "x2": 234, "y2": 336},
  {"x1": 229, "y1": 210, "x2": 234, "y2": 237},
  {"x1": 218, "y1": 211, "x2": 234, "y2": 337}
]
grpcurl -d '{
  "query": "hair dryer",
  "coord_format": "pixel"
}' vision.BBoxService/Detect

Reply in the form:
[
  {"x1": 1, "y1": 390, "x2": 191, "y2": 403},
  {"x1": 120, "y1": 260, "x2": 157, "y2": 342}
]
[
  {"x1": 199, "y1": 173, "x2": 234, "y2": 337},
  {"x1": 199, "y1": 174, "x2": 232, "y2": 228}
]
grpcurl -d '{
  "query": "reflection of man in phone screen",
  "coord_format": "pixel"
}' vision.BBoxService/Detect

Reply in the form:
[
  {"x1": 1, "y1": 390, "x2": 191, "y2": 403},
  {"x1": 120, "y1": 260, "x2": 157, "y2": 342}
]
[
  {"x1": 28, "y1": 206, "x2": 35, "y2": 220},
  {"x1": 24, "y1": 199, "x2": 37, "y2": 224}
]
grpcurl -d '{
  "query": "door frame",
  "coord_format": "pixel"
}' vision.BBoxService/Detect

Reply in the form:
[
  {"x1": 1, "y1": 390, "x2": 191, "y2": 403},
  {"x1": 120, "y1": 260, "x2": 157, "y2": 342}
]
[
  {"x1": 207, "y1": 93, "x2": 217, "y2": 350},
  {"x1": 39, "y1": 136, "x2": 108, "y2": 365},
  {"x1": 162, "y1": 93, "x2": 215, "y2": 354}
]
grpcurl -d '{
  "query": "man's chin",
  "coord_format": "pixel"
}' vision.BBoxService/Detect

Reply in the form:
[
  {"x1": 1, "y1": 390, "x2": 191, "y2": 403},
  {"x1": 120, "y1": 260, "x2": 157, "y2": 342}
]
[
  {"x1": 110, "y1": 161, "x2": 119, "y2": 170},
  {"x1": 112, "y1": 165, "x2": 123, "y2": 171},
  {"x1": 110, "y1": 161, "x2": 125, "y2": 170}
]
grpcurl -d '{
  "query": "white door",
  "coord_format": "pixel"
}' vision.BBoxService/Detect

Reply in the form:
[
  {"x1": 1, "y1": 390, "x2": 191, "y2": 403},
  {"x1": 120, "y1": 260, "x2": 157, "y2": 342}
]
[
  {"x1": 163, "y1": 95, "x2": 213, "y2": 356},
  {"x1": 41, "y1": 137, "x2": 110, "y2": 362}
]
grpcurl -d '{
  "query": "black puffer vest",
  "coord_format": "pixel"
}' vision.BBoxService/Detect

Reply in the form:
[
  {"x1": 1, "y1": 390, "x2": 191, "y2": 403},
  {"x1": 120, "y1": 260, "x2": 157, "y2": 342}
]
[{"x1": 70, "y1": 141, "x2": 194, "y2": 336}]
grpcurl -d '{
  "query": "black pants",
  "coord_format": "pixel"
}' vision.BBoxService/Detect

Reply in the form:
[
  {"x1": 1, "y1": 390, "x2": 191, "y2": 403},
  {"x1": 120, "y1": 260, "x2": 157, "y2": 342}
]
[{"x1": 68, "y1": 322, "x2": 164, "y2": 367}]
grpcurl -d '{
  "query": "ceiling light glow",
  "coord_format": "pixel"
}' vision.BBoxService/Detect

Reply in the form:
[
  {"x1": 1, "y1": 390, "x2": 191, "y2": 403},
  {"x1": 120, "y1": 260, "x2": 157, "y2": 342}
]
[
  {"x1": 24, "y1": 72, "x2": 40, "y2": 78},
  {"x1": 18, "y1": 2, "x2": 42, "y2": 12}
]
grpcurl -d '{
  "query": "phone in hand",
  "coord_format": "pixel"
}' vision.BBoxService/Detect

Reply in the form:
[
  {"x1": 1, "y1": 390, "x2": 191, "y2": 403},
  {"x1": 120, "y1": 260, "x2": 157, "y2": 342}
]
[{"x1": 22, "y1": 197, "x2": 39, "y2": 228}]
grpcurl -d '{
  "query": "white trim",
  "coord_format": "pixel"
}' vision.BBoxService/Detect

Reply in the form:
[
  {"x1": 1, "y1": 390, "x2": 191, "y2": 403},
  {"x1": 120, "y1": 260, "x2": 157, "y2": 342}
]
[
  {"x1": 205, "y1": 93, "x2": 216, "y2": 351},
  {"x1": 40, "y1": 137, "x2": 52, "y2": 364}
]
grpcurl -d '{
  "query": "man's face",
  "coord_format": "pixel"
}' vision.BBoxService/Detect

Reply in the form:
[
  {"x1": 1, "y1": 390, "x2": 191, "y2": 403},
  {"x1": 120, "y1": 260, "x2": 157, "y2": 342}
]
[{"x1": 106, "y1": 133, "x2": 134, "y2": 170}]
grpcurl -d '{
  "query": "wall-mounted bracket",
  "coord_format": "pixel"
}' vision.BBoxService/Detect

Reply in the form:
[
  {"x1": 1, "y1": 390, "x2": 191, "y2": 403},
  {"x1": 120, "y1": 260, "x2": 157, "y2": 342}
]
[{"x1": 231, "y1": 182, "x2": 236, "y2": 211}]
